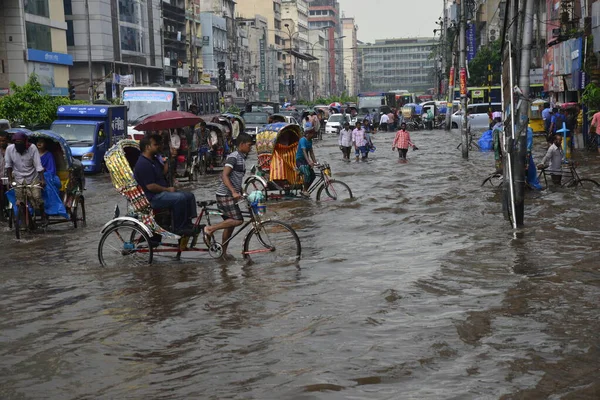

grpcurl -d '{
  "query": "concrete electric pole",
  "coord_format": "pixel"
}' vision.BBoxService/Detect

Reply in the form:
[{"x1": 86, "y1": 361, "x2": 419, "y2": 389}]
[{"x1": 459, "y1": 0, "x2": 468, "y2": 158}]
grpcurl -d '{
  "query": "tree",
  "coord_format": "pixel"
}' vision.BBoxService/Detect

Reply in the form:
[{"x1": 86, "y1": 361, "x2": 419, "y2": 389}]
[
  {"x1": 467, "y1": 39, "x2": 502, "y2": 86},
  {"x1": 0, "y1": 74, "x2": 85, "y2": 129}
]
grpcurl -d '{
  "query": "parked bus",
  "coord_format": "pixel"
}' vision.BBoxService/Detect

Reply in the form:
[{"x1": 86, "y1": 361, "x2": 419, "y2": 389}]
[
  {"x1": 122, "y1": 85, "x2": 221, "y2": 138},
  {"x1": 357, "y1": 92, "x2": 396, "y2": 112},
  {"x1": 452, "y1": 84, "x2": 544, "y2": 104}
]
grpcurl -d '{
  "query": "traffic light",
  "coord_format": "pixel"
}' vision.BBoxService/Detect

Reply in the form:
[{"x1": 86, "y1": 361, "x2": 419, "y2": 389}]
[
  {"x1": 217, "y1": 61, "x2": 226, "y2": 93},
  {"x1": 68, "y1": 80, "x2": 76, "y2": 100},
  {"x1": 289, "y1": 75, "x2": 295, "y2": 96}
]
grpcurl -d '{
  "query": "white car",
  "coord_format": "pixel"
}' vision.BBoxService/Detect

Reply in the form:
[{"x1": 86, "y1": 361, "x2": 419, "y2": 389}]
[
  {"x1": 451, "y1": 103, "x2": 502, "y2": 131},
  {"x1": 325, "y1": 114, "x2": 352, "y2": 134}
]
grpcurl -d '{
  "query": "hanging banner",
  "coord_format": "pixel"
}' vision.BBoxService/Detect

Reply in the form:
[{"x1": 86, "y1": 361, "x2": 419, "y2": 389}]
[
  {"x1": 449, "y1": 67, "x2": 455, "y2": 87},
  {"x1": 459, "y1": 67, "x2": 467, "y2": 96},
  {"x1": 467, "y1": 23, "x2": 477, "y2": 61}
]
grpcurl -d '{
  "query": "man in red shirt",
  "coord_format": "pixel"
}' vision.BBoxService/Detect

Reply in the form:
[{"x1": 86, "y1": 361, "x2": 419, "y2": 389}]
[{"x1": 392, "y1": 122, "x2": 418, "y2": 161}]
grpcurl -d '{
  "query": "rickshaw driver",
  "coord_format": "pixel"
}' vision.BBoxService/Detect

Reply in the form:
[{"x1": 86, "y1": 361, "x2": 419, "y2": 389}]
[
  {"x1": 297, "y1": 123, "x2": 318, "y2": 197},
  {"x1": 203, "y1": 133, "x2": 254, "y2": 258},
  {"x1": 5, "y1": 132, "x2": 46, "y2": 214},
  {"x1": 134, "y1": 134, "x2": 198, "y2": 235}
]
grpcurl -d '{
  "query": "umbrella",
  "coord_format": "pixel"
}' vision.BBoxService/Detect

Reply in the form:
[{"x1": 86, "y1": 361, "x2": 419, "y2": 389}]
[
  {"x1": 329, "y1": 102, "x2": 342, "y2": 109},
  {"x1": 134, "y1": 111, "x2": 204, "y2": 132}
]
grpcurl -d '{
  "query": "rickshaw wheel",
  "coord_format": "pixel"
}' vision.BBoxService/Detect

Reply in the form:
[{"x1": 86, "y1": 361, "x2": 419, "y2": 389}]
[
  {"x1": 98, "y1": 222, "x2": 153, "y2": 267},
  {"x1": 244, "y1": 178, "x2": 268, "y2": 200},
  {"x1": 191, "y1": 164, "x2": 199, "y2": 181},
  {"x1": 198, "y1": 155, "x2": 207, "y2": 175},
  {"x1": 72, "y1": 196, "x2": 86, "y2": 228},
  {"x1": 14, "y1": 206, "x2": 23, "y2": 240}
]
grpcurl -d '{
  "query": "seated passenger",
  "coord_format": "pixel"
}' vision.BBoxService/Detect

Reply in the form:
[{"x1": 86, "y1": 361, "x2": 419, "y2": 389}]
[
  {"x1": 36, "y1": 137, "x2": 61, "y2": 190},
  {"x1": 134, "y1": 134, "x2": 198, "y2": 235}
]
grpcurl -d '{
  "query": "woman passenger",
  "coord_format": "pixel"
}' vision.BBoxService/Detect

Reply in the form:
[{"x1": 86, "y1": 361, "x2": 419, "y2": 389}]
[{"x1": 36, "y1": 137, "x2": 61, "y2": 190}]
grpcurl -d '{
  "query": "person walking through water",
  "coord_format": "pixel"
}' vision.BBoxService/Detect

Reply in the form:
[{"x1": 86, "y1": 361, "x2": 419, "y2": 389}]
[
  {"x1": 352, "y1": 120, "x2": 368, "y2": 162},
  {"x1": 338, "y1": 121, "x2": 353, "y2": 161},
  {"x1": 392, "y1": 122, "x2": 418, "y2": 162}
]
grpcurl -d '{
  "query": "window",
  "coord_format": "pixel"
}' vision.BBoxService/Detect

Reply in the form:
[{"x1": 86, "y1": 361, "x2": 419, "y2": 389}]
[
  {"x1": 66, "y1": 20, "x2": 74, "y2": 46},
  {"x1": 63, "y1": 0, "x2": 72, "y2": 15},
  {"x1": 25, "y1": 0, "x2": 49, "y2": 17},
  {"x1": 119, "y1": 0, "x2": 143, "y2": 24},
  {"x1": 26, "y1": 22, "x2": 52, "y2": 51},
  {"x1": 120, "y1": 26, "x2": 144, "y2": 52}
]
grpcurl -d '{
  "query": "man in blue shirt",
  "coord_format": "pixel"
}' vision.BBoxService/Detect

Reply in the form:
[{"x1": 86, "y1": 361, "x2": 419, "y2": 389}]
[
  {"x1": 297, "y1": 123, "x2": 317, "y2": 197},
  {"x1": 134, "y1": 134, "x2": 197, "y2": 235},
  {"x1": 541, "y1": 103, "x2": 551, "y2": 133}
]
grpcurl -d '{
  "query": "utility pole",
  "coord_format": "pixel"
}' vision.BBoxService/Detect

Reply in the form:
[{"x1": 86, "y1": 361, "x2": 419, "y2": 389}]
[
  {"x1": 445, "y1": 36, "x2": 456, "y2": 131},
  {"x1": 459, "y1": 0, "x2": 468, "y2": 158},
  {"x1": 85, "y1": 0, "x2": 93, "y2": 102},
  {"x1": 513, "y1": 0, "x2": 534, "y2": 227}
]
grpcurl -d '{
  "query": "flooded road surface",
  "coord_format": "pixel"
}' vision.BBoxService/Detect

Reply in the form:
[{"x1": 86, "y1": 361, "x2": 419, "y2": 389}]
[{"x1": 1, "y1": 129, "x2": 600, "y2": 399}]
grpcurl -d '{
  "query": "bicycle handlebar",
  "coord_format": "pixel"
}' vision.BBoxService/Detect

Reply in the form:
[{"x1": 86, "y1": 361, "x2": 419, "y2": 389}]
[{"x1": 11, "y1": 182, "x2": 42, "y2": 189}]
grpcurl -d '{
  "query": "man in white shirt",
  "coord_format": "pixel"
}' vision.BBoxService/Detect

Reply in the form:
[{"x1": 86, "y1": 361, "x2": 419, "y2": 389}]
[
  {"x1": 5, "y1": 132, "x2": 46, "y2": 212},
  {"x1": 538, "y1": 134, "x2": 564, "y2": 185},
  {"x1": 379, "y1": 113, "x2": 389, "y2": 132},
  {"x1": 231, "y1": 117, "x2": 240, "y2": 140},
  {"x1": 338, "y1": 121, "x2": 353, "y2": 161}
]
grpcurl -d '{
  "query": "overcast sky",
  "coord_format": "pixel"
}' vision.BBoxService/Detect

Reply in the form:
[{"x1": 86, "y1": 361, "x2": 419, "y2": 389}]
[{"x1": 338, "y1": 0, "x2": 443, "y2": 43}]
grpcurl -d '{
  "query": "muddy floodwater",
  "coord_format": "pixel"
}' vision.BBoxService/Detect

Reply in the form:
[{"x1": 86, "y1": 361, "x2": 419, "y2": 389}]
[{"x1": 1, "y1": 129, "x2": 599, "y2": 399}]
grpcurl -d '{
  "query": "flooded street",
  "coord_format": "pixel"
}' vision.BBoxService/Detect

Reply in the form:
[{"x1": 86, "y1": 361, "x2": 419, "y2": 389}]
[{"x1": 1, "y1": 128, "x2": 599, "y2": 399}]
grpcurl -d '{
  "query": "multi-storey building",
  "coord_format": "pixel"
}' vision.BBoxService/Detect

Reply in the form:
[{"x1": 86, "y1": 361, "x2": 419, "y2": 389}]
[
  {"x1": 359, "y1": 38, "x2": 436, "y2": 93},
  {"x1": 0, "y1": 0, "x2": 72, "y2": 96},
  {"x1": 308, "y1": 29, "x2": 329, "y2": 99},
  {"x1": 237, "y1": 0, "x2": 285, "y2": 101},
  {"x1": 237, "y1": 15, "x2": 279, "y2": 102},
  {"x1": 186, "y1": 0, "x2": 203, "y2": 84},
  {"x1": 200, "y1": 12, "x2": 228, "y2": 87},
  {"x1": 163, "y1": 0, "x2": 188, "y2": 85},
  {"x1": 64, "y1": 0, "x2": 164, "y2": 99},
  {"x1": 341, "y1": 17, "x2": 358, "y2": 95},
  {"x1": 282, "y1": 0, "x2": 312, "y2": 99},
  {"x1": 308, "y1": 0, "x2": 342, "y2": 95}
]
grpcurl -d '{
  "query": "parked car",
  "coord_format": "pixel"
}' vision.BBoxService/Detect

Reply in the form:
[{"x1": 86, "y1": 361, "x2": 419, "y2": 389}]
[
  {"x1": 451, "y1": 103, "x2": 502, "y2": 131},
  {"x1": 325, "y1": 113, "x2": 352, "y2": 134},
  {"x1": 243, "y1": 112, "x2": 270, "y2": 137}
]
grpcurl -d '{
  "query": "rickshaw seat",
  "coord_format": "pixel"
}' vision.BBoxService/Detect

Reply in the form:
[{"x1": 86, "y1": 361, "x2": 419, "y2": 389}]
[{"x1": 57, "y1": 170, "x2": 70, "y2": 192}]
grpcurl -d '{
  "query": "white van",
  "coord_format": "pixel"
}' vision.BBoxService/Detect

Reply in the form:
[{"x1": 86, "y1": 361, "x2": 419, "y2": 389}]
[{"x1": 451, "y1": 103, "x2": 502, "y2": 131}]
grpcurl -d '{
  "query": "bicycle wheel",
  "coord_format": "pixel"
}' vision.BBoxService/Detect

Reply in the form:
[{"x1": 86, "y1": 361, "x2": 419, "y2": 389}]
[
  {"x1": 316, "y1": 179, "x2": 353, "y2": 201},
  {"x1": 243, "y1": 220, "x2": 301, "y2": 264},
  {"x1": 244, "y1": 177, "x2": 268, "y2": 199},
  {"x1": 481, "y1": 172, "x2": 503, "y2": 187},
  {"x1": 72, "y1": 196, "x2": 86, "y2": 228},
  {"x1": 98, "y1": 223, "x2": 153, "y2": 267},
  {"x1": 572, "y1": 178, "x2": 600, "y2": 189}
]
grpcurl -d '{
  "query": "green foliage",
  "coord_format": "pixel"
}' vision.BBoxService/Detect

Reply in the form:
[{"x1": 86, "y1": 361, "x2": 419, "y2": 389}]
[
  {"x1": 0, "y1": 75, "x2": 86, "y2": 129},
  {"x1": 225, "y1": 105, "x2": 241, "y2": 114},
  {"x1": 582, "y1": 82, "x2": 600, "y2": 116},
  {"x1": 467, "y1": 39, "x2": 502, "y2": 86}
]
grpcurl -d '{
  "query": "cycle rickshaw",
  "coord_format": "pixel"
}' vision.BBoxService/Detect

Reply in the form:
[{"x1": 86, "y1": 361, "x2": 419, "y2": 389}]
[
  {"x1": 243, "y1": 123, "x2": 353, "y2": 201},
  {"x1": 98, "y1": 139, "x2": 301, "y2": 267},
  {"x1": 6, "y1": 129, "x2": 86, "y2": 239}
]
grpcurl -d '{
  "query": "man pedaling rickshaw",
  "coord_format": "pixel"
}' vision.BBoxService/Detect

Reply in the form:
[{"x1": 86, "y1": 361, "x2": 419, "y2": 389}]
[
  {"x1": 4, "y1": 132, "x2": 46, "y2": 218},
  {"x1": 133, "y1": 134, "x2": 199, "y2": 236}
]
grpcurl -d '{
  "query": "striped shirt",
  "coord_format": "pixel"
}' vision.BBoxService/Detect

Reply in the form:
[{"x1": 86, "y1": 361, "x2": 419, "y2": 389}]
[
  {"x1": 393, "y1": 129, "x2": 414, "y2": 149},
  {"x1": 216, "y1": 151, "x2": 247, "y2": 196}
]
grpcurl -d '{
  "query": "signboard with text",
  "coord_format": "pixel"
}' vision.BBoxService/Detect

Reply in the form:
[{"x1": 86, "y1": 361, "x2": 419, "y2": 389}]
[
  {"x1": 466, "y1": 23, "x2": 477, "y2": 61},
  {"x1": 459, "y1": 67, "x2": 467, "y2": 97}
]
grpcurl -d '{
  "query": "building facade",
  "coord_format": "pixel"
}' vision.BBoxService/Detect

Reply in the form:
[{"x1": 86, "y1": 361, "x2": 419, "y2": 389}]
[
  {"x1": 237, "y1": 0, "x2": 285, "y2": 101},
  {"x1": 359, "y1": 38, "x2": 436, "y2": 93},
  {"x1": 0, "y1": 0, "x2": 72, "y2": 96},
  {"x1": 64, "y1": 0, "x2": 163, "y2": 100},
  {"x1": 308, "y1": 29, "x2": 329, "y2": 99},
  {"x1": 341, "y1": 17, "x2": 357, "y2": 95},
  {"x1": 308, "y1": 0, "x2": 342, "y2": 95}
]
